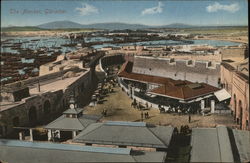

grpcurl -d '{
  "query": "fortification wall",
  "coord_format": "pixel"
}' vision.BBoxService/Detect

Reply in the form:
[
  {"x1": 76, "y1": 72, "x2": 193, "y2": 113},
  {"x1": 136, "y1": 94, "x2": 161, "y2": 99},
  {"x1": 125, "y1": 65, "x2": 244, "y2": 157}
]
[
  {"x1": 0, "y1": 69, "x2": 96, "y2": 137},
  {"x1": 132, "y1": 56, "x2": 221, "y2": 87}
]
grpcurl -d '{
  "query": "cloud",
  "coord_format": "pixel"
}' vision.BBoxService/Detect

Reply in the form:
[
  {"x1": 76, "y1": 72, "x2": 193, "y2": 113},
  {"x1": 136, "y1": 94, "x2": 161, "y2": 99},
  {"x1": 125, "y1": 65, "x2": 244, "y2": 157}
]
[
  {"x1": 206, "y1": 2, "x2": 240, "y2": 13},
  {"x1": 75, "y1": 3, "x2": 99, "y2": 16},
  {"x1": 141, "y1": 2, "x2": 163, "y2": 15}
]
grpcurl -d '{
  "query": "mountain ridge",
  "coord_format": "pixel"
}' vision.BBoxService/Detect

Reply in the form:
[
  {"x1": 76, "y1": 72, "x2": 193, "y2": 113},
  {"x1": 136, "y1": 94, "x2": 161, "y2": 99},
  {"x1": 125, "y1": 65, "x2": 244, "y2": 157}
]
[{"x1": 3, "y1": 20, "x2": 247, "y2": 30}]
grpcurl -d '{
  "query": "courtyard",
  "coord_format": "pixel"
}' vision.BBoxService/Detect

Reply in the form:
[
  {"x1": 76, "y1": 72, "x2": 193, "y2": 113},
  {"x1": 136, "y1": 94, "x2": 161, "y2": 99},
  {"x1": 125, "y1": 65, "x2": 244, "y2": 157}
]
[{"x1": 84, "y1": 84, "x2": 236, "y2": 129}]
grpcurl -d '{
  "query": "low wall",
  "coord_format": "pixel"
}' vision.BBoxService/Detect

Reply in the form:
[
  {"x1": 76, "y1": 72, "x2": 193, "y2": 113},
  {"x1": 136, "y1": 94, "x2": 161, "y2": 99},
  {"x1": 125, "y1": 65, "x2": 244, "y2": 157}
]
[
  {"x1": 119, "y1": 79, "x2": 160, "y2": 110},
  {"x1": 3, "y1": 67, "x2": 81, "y2": 90},
  {"x1": 99, "y1": 54, "x2": 125, "y2": 72}
]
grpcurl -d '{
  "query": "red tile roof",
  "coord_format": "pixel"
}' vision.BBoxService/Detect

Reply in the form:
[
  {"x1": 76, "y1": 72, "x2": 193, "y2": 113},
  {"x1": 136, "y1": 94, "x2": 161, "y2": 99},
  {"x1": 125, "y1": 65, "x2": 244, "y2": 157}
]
[{"x1": 118, "y1": 61, "x2": 220, "y2": 100}]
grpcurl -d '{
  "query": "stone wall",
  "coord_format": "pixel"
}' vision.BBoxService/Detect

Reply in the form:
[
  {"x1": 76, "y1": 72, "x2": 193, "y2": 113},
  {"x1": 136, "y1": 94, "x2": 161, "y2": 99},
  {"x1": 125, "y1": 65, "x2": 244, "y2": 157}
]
[
  {"x1": 0, "y1": 69, "x2": 96, "y2": 137},
  {"x1": 100, "y1": 54, "x2": 125, "y2": 71},
  {"x1": 220, "y1": 63, "x2": 249, "y2": 130},
  {"x1": 232, "y1": 73, "x2": 249, "y2": 130},
  {"x1": 220, "y1": 47, "x2": 246, "y2": 60},
  {"x1": 132, "y1": 56, "x2": 221, "y2": 87},
  {"x1": 3, "y1": 67, "x2": 80, "y2": 89}
]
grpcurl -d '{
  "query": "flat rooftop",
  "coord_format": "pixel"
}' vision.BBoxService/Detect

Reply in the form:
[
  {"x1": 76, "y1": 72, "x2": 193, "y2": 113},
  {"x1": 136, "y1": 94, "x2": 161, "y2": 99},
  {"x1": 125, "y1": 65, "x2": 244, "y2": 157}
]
[
  {"x1": 29, "y1": 72, "x2": 85, "y2": 94},
  {"x1": 0, "y1": 70, "x2": 89, "y2": 112},
  {"x1": 73, "y1": 121, "x2": 174, "y2": 149},
  {"x1": 0, "y1": 139, "x2": 167, "y2": 162},
  {"x1": 190, "y1": 126, "x2": 250, "y2": 162}
]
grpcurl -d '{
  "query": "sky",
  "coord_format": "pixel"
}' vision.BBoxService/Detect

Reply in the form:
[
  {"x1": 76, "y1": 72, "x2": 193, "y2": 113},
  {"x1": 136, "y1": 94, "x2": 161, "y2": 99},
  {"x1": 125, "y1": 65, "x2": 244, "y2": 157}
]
[{"x1": 1, "y1": 0, "x2": 248, "y2": 27}]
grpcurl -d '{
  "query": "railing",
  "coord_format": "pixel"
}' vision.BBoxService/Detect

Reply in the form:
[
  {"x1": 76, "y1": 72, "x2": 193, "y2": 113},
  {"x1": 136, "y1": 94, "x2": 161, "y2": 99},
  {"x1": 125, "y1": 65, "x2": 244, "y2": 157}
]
[{"x1": 119, "y1": 79, "x2": 128, "y2": 89}]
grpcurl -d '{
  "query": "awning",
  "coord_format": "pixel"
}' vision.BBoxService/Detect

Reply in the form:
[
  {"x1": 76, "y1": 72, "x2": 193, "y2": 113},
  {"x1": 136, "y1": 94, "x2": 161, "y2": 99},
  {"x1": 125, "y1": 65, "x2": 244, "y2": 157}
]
[
  {"x1": 203, "y1": 94, "x2": 213, "y2": 98},
  {"x1": 195, "y1": 97, "x2": 204, "y2": 102},
  {"x1": 214, "y1": 89, "x2": 231, "y2": 102}
]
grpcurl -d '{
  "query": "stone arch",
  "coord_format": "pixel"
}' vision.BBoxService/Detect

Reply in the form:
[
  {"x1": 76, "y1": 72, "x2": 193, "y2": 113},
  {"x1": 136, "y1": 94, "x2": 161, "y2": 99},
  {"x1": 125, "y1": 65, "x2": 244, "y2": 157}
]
[
  {"x1": 43, "y1": 100, "x2": 51, "y2": 115},
  {"x1": 28, "y1": 106, "x2": 37, "y2": 125},
  {"x1": 238, "y1": 100, "x2": 243, "y2": 128},
  {"x1": 12, "y1": 116, "x2": 20, "y2": 127},
  {"x1": 233, "y1": 94, "x2": 237, "y2": 120}
]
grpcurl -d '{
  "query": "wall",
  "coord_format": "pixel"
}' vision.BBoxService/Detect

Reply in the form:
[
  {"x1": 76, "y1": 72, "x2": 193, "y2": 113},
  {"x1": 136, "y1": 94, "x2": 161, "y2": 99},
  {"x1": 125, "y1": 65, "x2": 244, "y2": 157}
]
[
  {"x1": 231, "y1": 73, "x2": 249, "y2": 130},
  {"x1": 220, "y1": 47, "x2": 246, "y2": 60},
  {"x1": 3, "y1": 67, "x2": 80, "y2": 89},
  {"x1": 221, "y1": 63, "x2": 249, "y2": 130},
  {"x1": 0, "y1": 69, "x2": 96, "y2": 137},
  {"x1": 132, "y1": 56, "x2": 221, "y2": 87}
]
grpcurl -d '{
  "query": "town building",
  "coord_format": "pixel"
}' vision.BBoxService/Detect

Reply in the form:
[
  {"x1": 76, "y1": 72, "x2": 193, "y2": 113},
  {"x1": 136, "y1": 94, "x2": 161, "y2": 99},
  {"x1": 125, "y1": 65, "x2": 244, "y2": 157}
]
[
  {"x1": 190, "y1": 126, "x2": 250, "y2": 162},
  {"x1": 220, "y1": 58, "x2": 249, "y2": 130},
  {"x1": 117, "y1": 56, "x2": 230, "y2": 114},
  {"x1": 0, "y1": 53, "x2": 100, "y2": 137},
  {"x1": 0, "y1": 139, "x2": 167, "y2": 162},
  {"x1": 130, "y1": 56, "x2": 221, "y2": 87},
  {"x1": 44, "y1": 96, "x2": 102, "y2": 140},
  {"x1": 73, "y1": 121, "x2": 174, "y2": 151}
]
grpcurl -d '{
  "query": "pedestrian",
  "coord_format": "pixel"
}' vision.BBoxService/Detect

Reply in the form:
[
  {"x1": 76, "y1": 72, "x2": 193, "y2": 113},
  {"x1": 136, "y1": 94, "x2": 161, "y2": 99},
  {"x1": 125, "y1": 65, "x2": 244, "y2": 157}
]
[
  {"x1": 173, "y1": 127, "x2": 178, "y2": 135},
  {"x1": 147, "y1": 112, "x2": 149, "y2": 118},
  {"x1": 141, "y1": 112, "x2": 143, "y2": 121},
  {"x1": 104, "y1": 109, "x2": 107, "y2": 117},
  {"x1": 188, "y1": 114, "x2": 191, "y2": 123},
  {"x1": 144, "y1": 112, "x2": 147, "y2": 119}
]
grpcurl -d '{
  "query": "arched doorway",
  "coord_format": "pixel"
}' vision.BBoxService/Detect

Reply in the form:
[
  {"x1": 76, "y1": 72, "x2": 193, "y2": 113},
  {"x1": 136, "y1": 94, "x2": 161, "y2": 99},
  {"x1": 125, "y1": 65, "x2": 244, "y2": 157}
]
[
  {"x1": 44, "y1": 100, "x2": 51, "y2": 115},
  {"x1": 12, "y1": 117, "x2": 20, "y2": 127},
  {"x1": 238, "y1": 100, "x2": 243, "y2": 129},
  {"x1": 233, "y1": 94, "x2": 237, "y2": 120},
  {"x1": 29, "y1": 106, "x2": 37, "y2": 125}
]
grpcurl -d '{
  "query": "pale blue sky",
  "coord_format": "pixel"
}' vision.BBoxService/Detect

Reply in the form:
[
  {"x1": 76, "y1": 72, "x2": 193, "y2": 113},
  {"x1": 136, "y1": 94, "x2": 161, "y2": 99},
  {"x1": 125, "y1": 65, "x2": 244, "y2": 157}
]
[{"x1": 1, "y1": 0, "x2": 248, "y2": 27}]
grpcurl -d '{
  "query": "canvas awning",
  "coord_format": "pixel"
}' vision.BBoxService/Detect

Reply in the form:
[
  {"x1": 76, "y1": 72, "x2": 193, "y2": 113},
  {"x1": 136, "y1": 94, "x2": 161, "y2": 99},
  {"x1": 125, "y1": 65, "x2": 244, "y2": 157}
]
[
  {"x1": 214, "y1": 89, "x2": 231, "y2": 102},
  {"x1": 195, "y1": 97, "x2": 204, "y2": 102}
]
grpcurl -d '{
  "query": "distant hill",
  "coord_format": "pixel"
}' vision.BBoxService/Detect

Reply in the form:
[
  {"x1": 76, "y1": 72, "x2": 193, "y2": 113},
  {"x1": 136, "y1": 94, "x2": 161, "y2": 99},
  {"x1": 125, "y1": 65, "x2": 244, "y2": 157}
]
[
  {"x1": 37, "y1": 21, "x2": 200, "y2": 30},
  {"x1": 2, "y1": 21, "x2": 247, "y2": 31},
  {"x1": 37, "y1": 21, "x2": 150, "y2": 30},
  {"x1": 37, "y1": 21, "x2": 83, "y2": 29}
]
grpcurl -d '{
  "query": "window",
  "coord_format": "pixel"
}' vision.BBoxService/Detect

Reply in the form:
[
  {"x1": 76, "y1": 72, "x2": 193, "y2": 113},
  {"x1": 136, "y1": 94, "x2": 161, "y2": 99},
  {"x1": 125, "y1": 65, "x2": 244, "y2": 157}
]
[
  {"x1": 218, "y1": 78, "x2": 221, "y2": 84},
  {"x1": 208, "y1": 61, "x2": 212, "y2": 67},
  {"x1": 236, "y1": 118, "x2": 239, "y2": 125},
  {"x1": 169, "y1": 58, "x2": 175, "y2": 64},
  {"x1": 186, "y1": 60, "x2": 195, "y2": 67}
]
